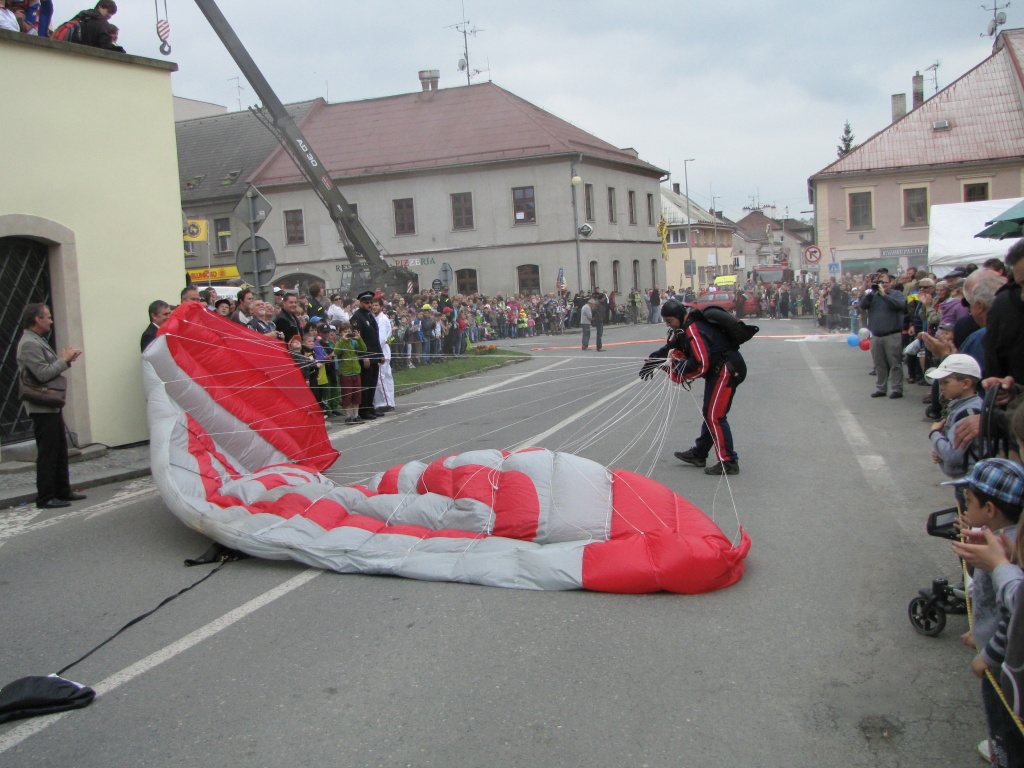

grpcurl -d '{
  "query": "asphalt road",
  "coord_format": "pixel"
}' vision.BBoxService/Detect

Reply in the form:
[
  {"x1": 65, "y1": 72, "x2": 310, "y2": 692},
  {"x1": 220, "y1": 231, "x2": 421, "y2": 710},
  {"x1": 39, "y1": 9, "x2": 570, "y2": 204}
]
[{"x1": 0, "y1": 319, "x2": 985, "y2": 767}]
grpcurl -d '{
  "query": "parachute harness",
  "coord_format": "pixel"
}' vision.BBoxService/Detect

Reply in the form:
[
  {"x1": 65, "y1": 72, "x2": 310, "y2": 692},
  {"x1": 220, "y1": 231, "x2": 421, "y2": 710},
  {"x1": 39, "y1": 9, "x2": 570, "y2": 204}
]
[{"x1": 154, "y1": 0, "x2": 171, "y2": 55}]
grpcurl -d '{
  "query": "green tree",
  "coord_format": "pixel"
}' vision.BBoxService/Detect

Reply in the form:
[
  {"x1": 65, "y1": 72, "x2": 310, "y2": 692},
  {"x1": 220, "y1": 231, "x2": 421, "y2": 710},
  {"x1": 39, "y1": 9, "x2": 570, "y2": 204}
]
[{"x1": 836, "y1": 121, "x2": 855, "y2": 158}]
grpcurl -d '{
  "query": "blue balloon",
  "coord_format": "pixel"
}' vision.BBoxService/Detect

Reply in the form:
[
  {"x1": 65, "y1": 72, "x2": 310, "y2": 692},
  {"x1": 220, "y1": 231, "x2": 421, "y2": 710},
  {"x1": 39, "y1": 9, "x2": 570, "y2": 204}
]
[{"x1": 847, "y1": 334, "x2": 860, "y2": 347}]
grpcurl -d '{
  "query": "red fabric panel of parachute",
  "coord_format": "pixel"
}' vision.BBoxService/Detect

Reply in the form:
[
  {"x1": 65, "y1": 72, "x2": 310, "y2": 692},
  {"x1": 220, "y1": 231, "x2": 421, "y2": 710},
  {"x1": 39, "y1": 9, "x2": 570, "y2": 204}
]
[
  {"x1": 161, "y1": 303, "x2": 338, "y2": 472},
  {"x1": 581, "y1": 470, "x2": 751, "y2": 594}
]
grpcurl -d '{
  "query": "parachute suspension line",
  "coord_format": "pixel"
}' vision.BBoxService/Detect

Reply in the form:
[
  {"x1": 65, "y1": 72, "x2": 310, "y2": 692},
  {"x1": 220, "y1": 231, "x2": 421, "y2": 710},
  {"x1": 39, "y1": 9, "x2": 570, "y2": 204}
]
[
  {"x1": 683, "y1": 384, "x2": 743, "y2": 546},
  {"x1": 154, "y1": 0, "x2": 171, "y2": 55}
]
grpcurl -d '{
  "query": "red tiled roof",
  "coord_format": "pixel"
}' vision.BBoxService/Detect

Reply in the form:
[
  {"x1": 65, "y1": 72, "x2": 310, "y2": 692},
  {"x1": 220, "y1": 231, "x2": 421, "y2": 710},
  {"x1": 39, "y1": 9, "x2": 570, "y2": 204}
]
[
  {"x1": 253, "y1": 82, "x2": 665, "y2": 186},
  {"x1": 811, "y1": 29, "x2": 1024, "y2": 178}
]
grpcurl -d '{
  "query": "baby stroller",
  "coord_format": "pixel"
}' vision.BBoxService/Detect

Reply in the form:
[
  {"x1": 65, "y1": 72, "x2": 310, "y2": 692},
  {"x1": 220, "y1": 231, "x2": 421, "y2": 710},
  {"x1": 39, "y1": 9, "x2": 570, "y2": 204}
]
[{"x1": 907, "y1": 508, "x2": 968, "y2": 636}]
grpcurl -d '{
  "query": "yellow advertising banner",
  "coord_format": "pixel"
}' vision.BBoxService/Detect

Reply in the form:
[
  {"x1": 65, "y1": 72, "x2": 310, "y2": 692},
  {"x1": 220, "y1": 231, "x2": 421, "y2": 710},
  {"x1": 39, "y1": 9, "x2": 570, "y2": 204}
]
[
  {"x1": 183, "y1": 220, "x2": 208, "y2": 241},
  {"x1": 187, "y1": 266, "x2": 240, "y2": 282}
]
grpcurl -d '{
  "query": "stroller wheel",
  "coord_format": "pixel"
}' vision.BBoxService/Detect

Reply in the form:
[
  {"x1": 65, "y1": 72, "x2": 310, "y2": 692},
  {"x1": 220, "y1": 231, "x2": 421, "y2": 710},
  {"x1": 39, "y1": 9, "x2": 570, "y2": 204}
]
[{"x1": 908, "y1": 596, "x2": 946, "y2": 636}]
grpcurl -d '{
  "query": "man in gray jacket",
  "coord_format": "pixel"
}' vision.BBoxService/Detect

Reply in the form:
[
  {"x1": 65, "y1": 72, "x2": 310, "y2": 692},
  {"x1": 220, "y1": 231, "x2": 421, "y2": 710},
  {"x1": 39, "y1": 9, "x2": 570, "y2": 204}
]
[
  {"x1": 16, "y1": 303, "x2": 84, "y2": 509},
  {"x1": 860, "y1": 272, "x2": 907, "y2": 399}
]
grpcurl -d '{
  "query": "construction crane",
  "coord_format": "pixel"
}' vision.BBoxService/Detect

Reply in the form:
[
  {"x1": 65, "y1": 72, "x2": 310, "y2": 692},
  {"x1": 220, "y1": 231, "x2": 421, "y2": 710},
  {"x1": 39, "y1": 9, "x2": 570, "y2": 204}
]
[{"x1": 192, "y1": 0, "x2": 414, "y2": 294}]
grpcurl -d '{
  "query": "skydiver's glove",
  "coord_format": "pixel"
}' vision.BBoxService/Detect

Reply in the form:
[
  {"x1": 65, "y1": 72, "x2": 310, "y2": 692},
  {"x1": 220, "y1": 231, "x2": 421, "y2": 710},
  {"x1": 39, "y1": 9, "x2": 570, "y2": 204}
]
[{"x1": 639, "y1": 359, "x2": 660, "y2": 381}]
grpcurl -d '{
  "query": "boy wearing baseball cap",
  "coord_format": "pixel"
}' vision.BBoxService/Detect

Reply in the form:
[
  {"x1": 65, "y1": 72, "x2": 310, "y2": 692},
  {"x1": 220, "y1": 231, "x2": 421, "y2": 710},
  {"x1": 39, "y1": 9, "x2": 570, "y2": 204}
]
[
  {"x1": 926, "y1": 353, "x2": 984, "y2": 479},
  {"x1": 945, "y1": 458, "x2": 1024, "y2": 766}
]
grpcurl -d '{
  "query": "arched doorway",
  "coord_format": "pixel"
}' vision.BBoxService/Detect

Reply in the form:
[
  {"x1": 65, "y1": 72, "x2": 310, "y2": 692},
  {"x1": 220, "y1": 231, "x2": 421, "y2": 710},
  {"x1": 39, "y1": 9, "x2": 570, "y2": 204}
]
[{"x1": 1, "y1": 237, "x2": 52, "y2": 444}]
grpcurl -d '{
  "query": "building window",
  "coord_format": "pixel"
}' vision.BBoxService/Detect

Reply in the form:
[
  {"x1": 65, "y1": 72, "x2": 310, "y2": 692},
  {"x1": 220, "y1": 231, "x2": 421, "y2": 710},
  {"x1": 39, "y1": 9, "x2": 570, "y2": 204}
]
[
  {"x1": 451, "y1": 192, "x2": 474, "y2": 230},
  {"x1": 612, "y1": 260, "x2": 621, "y2": 293},
  {"x1": 632, "y1": 260, "x2": 640, "y2": 290},
  {"x1": 284, "y1": 210, "x2": 305, "y2": 245},
  {"x1": 517, "y1": 264, "x2": 540, "y2": 293},
  {"x1": 589, "y1": 260, "x2": 599, "y2": 292},
  {"x1": 456, "y1": 268, "x2": 478, "y2": 294},
  {"x1": 628, "y1": 191, "x2": 637, "y2": 225},
  {"x1": 670, "y1": 229, "x2": 687, "y2": 244},
  {"x1": 647, "y1": 193, "x2": 655, "y2": 226},
  {"x1": 964, "y1": 183, "x2": 989, "y2": 202},
  {"x1": 584, "y1": 184, "x2": 595, "y2": 222},
  {"x1": 848, "y1": 191, "x2": 872, "y2": 230},
  {"x1": 607, "y1": 187, "x2": 616, "y2": 223},
  {"x1": 650, "y1": 259, "x2": 658, "y2": 287},
  {"x1": 393, "y1": 198, "x2": 415, "y2": 235},
  {"x1": 903, "y1": 187, "x2": 928, "y2": 226},
  {"x1": 512, "y1": 187, "x2": 536, "y2": 224},
  {"x1": 183, "y1": 240, "x2": 195, "y2": 256},
  {"x1": 214, "y1": 217, "x2": 231, "y2": 252}
]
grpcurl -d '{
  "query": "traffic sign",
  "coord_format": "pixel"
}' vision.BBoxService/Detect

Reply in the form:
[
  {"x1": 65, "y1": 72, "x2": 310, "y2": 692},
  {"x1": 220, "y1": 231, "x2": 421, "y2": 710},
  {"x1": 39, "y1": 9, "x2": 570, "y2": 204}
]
[
  {"x1": 804, "y1": 245, "x2": 822, "y2": 263},
  {"x1": 237, "y1": 236, "x2": 276, "y2": 285},
  {"x1": 828, "y1": 262, "x2": 840, "y2": 275}
]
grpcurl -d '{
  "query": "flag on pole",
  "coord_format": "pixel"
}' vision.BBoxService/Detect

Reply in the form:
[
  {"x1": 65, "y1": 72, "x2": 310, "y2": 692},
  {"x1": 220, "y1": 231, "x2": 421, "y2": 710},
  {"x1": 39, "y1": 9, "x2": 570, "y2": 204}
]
[
  {"x1": 184, "y1": 220, "x2": 208, "y2": 241},
  {"x1": 556, "y1": 268, "x2": 566, "y2": 291},
  {"x1": 657, "y1": 215, "x2": 669, "y2": 259}
]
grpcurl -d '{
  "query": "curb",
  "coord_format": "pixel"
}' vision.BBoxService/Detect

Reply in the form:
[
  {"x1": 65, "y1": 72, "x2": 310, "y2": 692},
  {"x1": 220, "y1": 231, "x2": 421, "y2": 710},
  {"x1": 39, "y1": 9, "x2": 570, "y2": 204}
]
[{"x1": 0, "y1": 466, "x2": 152, "y2": 511}]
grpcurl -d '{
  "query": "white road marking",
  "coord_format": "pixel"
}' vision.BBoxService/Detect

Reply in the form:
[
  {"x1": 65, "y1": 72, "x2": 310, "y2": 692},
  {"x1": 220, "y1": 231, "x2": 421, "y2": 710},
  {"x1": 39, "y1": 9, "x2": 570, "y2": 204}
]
[
  {"x1": 326, "y1": 359, "x2": 568, "y2": 439},
  {"x1": 511, "y1": 379, "x2": 641, "y2": 451},
  {"x1": 0, "y1": 481, "x2": 158, "y2": 545},
  {"x1": 797, "y1": 344, "x2": 910, "y2": 525},
  {"x1": 0, "y1": 568, "x2": 322, "y2": 755}
]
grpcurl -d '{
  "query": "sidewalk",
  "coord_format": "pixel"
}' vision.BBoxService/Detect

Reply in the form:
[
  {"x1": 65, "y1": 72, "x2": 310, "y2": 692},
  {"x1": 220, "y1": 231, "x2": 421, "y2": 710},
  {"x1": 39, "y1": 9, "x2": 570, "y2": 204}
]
[{"x1": 0, "y1": 443, "x2": 152, "y2": 510}]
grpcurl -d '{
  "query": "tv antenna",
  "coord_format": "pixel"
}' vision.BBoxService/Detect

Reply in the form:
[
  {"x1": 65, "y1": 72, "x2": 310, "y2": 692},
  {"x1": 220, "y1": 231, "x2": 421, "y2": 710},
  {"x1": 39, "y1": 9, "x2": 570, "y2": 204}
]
[
  {"x1": 228, "y1": 76, "x2": 244, "y2": 111},
  {"x1": 981, "y1": 1, "x2": 1010, "y2": 37},
  {"x1": 447, "y1": 1, "x2": 485, "y2": 85},
  {"x1": 925, "y1": 61, "x2": 940, "y2": 95}
]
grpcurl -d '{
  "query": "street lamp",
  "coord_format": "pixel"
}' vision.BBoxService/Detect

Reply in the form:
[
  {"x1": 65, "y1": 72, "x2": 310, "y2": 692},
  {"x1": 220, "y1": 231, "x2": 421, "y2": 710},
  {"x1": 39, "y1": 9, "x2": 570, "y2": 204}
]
[
  {"x1": 571, "y1": 163, "x2": 583, "y2": 293},
  {"x1": 711, "y1": 193, "x2": 720, "y2": 275},
  {"x1": 683, "y1": 158, "x2": 695, "y2": 292}
]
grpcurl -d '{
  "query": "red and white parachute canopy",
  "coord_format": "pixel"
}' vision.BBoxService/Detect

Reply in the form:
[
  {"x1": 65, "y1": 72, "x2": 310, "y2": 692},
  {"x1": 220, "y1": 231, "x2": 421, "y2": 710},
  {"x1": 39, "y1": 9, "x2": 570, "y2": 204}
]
[{"x1": 143, "y1": 304, "x2": 750, "y2": 593}]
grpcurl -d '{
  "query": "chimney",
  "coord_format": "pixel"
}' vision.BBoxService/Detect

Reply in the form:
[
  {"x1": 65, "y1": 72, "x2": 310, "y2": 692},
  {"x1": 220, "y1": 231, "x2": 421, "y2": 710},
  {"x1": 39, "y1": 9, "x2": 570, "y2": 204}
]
[
  {"x1": 912, "y1": 72, "x2": 924, "y2": 109},
  {"x1": 672, "y1": 183, "x2": 681, "y2": 195},
  {"x1": 891, "y1": 93, "x2": 907, "y2": 122},
  {"x1": 418, "y1": 69, "x2": 440, "y2": 92}
]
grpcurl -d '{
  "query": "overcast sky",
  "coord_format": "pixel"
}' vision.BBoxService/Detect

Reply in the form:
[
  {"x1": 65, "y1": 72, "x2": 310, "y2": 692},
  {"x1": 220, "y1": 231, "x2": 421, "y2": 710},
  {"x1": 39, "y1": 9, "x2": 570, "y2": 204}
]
[{"x1": 111, "y1": 0, "x2": 1008, "y2": 221}]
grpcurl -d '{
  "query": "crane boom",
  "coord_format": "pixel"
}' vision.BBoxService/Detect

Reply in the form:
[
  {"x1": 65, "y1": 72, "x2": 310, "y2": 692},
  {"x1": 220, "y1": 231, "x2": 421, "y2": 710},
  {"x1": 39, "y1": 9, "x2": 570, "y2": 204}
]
[{"x1": 192, "y1": 0, "x2": 411, "y2": 291}]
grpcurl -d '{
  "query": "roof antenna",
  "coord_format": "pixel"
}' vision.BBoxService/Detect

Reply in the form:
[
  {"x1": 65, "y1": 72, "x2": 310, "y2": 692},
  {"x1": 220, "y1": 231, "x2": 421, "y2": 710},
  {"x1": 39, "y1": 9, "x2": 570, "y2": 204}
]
[
  {"x1": 228, "y1": 76, "x2": 244, "y2": 111},
  {"x1": 981, "y1": 1, "x2": 1010, "y2": 37},
  {"x1": 925, "y1": 61, "x2": 940, "y2": 95},
  {"x1": 448, "y1": 1, "x2": 486, "y2": 85}
]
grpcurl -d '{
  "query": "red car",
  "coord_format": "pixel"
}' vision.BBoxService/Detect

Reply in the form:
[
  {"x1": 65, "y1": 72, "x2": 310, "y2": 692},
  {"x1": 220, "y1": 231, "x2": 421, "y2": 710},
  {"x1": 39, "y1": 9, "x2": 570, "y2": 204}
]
[{"x1": 684, "y1": 291, "x2": 758, "y2": 318}]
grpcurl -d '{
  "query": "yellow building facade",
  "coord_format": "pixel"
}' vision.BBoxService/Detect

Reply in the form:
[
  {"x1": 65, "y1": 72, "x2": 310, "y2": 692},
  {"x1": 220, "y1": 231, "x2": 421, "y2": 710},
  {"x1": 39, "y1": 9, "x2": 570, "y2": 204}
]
[{"x1": 0, "y1": 31, "x2": 183, "y2": 447}]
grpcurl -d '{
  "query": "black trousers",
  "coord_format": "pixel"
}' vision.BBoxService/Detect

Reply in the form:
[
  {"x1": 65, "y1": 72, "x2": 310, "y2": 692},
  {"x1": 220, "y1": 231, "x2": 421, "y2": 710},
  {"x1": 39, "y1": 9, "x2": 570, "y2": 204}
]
[
  {"x1": 30, "y1": 412, "x2": 71, "y2": 506},
  {"x1": 359, "y1": 360, "x2": 380, "y2": 415}
]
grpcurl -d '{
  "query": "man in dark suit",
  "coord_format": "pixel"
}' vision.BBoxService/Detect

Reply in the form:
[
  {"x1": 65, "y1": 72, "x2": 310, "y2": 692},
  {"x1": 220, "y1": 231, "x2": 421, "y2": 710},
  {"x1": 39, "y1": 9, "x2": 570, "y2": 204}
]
[
  {"x1": 274, "y1": 292, "x2": 304, "y2": 340},
  {"x1": 350, "y1": 291, "x2": 382, "y2": 420},
  {"x1": 141, "y1": 300, "x2": 171, "y2": 352}
]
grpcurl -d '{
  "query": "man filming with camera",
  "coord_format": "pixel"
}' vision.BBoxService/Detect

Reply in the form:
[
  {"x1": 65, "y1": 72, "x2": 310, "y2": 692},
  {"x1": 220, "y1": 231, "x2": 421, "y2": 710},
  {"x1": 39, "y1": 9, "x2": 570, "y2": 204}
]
[{"x1": 860, "y1": 270, "x2": 907, "y2": 399}]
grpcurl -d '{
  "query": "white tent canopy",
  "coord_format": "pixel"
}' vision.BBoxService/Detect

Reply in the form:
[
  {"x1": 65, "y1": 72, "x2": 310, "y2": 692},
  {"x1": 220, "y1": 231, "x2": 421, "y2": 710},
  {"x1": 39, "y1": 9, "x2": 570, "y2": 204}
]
[{"x1": 927, "y1": 198, "x2": 1022, "y2": 275}]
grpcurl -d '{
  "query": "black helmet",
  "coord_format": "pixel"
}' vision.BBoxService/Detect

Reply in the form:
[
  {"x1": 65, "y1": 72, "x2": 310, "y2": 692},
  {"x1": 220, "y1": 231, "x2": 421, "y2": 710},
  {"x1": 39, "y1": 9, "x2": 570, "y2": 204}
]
[{"x1": 660, "y1": 299, "x2": 688, "y2": 321}]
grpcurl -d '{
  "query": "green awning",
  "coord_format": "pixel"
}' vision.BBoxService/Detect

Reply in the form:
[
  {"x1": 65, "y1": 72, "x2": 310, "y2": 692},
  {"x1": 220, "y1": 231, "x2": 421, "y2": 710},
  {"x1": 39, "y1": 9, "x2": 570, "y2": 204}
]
[{"x1": 975, "y1": 200, "x2": 1024, "y2": 240}]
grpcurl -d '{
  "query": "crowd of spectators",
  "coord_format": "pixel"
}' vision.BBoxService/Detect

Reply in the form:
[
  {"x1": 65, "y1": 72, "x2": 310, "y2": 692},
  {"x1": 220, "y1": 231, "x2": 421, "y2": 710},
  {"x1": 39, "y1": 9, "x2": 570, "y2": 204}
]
[{"x1": 2, "y1": 0, "x2": 124, "y2": 52}]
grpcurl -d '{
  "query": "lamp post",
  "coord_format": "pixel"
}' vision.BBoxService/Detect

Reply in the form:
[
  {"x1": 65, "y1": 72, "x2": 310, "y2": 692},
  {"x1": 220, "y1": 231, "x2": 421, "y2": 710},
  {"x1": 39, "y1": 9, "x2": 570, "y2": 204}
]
[
  {"x1": 683, "y1": 158, "x2": 695, "y2": 292},
  {"x1": 571, "y1": 164, "x2": 583, "y2": 293},
  {"x1": 711, "y1": 193, "x2": 720, "y2": 276}
]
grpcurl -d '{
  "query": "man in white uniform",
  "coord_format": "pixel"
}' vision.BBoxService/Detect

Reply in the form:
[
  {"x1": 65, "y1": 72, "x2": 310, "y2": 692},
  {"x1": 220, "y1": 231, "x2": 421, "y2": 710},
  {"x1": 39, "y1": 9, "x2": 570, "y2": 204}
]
[{"x1": 372, "y1": 297, "x2": 395, "y2": 413}]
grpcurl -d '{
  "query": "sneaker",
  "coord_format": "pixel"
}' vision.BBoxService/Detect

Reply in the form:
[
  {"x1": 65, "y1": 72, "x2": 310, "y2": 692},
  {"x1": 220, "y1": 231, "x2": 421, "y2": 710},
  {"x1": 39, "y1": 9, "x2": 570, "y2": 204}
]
[
  {"x1": 889, "y1": 392, "x2": 903, "y2": 399},
  {"x1": 674, "y1": 450, "x2": 706, "y2": 468},
  {"x1": 704, "y1": 460, "x2": 739, "y2": 475},
  {"x1": 350, "y1": 416, "x2": 364, "y2": 425},
  {"x1": 979, "y1": 739, "x2": 991, "y2": 762},
  {"x1": 870, "y1": 391, "x2": 887, "y2": 398}
]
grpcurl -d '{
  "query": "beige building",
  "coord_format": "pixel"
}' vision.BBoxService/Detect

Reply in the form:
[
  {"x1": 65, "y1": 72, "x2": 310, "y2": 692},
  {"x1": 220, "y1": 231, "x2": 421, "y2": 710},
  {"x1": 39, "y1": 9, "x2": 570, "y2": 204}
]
[
  {"x1": 177, "y1": 80, "x2": 668, "y2": 298},
  {"x1": 660, "y1": 185, "x2": 734, "y2": 291},
  {"x1": 0, "y1": 31, "x2": 184, "y2": 448},
  {"x1": 809, "y1": 30, "x2": 1024, "y2": 275}
]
